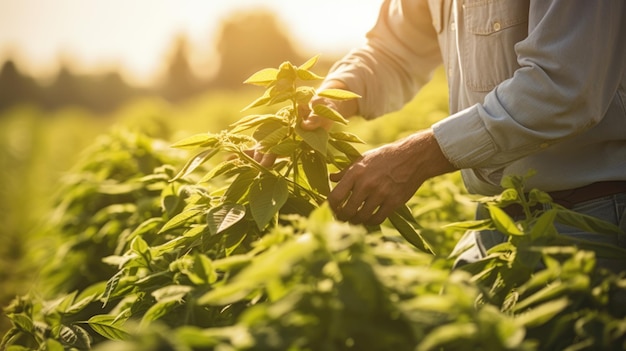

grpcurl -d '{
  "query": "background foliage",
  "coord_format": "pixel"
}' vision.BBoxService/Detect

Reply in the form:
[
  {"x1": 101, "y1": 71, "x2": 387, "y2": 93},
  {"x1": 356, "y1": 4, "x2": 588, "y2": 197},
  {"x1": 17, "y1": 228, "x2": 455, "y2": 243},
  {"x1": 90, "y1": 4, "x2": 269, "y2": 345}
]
[{"x1": 2, "y1": 61, "x2": 625, "y2": 351}]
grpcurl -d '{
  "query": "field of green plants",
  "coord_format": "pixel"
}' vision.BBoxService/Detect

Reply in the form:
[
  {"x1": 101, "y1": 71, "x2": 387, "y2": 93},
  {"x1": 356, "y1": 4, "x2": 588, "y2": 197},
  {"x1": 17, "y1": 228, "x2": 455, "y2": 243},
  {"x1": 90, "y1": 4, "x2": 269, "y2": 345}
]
[{"x1": 1, "y1": 59, "x2": 625, "y2": 351}]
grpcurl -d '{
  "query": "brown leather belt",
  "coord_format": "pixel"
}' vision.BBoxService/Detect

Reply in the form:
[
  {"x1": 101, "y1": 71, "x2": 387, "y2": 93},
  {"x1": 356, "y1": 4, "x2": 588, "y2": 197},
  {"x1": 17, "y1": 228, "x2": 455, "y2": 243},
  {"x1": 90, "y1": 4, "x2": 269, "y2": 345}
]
[{"x1": 503, "y1": 181, "x2": 626, "y2": 218}]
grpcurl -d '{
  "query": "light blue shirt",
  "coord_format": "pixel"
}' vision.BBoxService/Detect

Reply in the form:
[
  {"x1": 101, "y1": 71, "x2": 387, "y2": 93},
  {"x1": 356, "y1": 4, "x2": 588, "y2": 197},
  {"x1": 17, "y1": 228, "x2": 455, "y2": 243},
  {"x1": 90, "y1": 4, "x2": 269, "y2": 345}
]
[{"x1": 326, "y1": 0, "x2": 626, "y2": 195}]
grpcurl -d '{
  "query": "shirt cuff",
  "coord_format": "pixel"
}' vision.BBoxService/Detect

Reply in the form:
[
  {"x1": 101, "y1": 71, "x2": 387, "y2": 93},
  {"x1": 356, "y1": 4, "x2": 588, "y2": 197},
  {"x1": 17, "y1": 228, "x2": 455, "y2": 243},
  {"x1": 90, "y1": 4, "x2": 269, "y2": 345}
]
[{"x1": 432, "y1": 104, "x2": 497, "y2": 169}]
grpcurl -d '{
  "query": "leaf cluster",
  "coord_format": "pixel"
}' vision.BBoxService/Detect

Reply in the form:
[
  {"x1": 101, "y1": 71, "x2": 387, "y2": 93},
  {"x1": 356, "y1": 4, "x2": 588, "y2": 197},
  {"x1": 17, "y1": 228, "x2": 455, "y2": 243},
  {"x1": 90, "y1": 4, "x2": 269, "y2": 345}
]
[{"x1": 2, "y1": 61, "x2": 626, "y2": 351}]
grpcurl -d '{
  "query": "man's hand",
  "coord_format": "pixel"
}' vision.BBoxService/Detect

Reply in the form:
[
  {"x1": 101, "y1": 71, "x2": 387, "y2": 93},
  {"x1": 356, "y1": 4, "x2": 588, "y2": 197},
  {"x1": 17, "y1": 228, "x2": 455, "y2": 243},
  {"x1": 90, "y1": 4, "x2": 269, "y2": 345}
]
[{"x1": 327, "y1": 129, "x2": 457, "y2": 226}]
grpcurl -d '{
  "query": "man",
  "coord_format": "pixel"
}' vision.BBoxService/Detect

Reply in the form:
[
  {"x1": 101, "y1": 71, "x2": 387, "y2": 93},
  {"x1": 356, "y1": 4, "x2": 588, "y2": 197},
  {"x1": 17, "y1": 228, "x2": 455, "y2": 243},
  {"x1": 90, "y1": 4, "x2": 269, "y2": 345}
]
[{"x1": 298, "y1": 0, "x2": 626, "y2": 265}]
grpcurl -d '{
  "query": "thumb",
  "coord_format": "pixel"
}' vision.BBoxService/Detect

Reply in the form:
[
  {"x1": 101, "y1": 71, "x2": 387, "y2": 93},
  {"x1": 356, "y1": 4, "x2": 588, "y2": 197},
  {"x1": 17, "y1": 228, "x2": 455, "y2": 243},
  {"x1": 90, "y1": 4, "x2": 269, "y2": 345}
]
[
  {"x1": 329, "y1": 168, "x2": 347, "y2": 183},
  {"x1": 301, "y1": 114, "x2": 334, "y2": 131}
]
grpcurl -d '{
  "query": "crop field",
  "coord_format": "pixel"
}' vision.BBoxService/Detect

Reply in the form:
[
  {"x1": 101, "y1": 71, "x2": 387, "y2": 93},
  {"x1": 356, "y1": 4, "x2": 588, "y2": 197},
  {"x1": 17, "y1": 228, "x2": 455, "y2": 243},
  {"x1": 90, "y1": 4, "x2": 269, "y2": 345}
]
[{"x1": 1, "y1": 62, "x2": 625, "y2": 351}]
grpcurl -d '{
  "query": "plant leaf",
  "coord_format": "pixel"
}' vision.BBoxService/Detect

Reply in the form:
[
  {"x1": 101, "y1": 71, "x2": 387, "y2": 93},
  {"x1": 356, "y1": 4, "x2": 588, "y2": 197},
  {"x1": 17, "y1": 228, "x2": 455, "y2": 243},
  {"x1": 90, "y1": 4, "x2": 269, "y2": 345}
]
[
  {"x1": 388, "y1": 211, "x2": 433, "y2": 253},
  {"x1": 317, "y1": 88, "x2": 361, "y2": 100},
  {"x1": 312, "y1": 104, "x2": 349, "y2": 125},
  {"x1": 268, "y1": 139, "x2": 300, "y2": 157},
  {"x1": 329, "y1": 139, "x2": 362, "y2": 161},
  {"x1": 301, "y1": 150, "x2": 330, "y2": 196},
  {"x1": 249, "y1": 175, "x2": 289, "y2": 230},
  {"x1": 223, "y1": 168, "x2": 259, "y2": 203},
  {"x1": 241, "y1": 89, "x2": 272, "y2": 111},
  {"x1": 158, "y1": 208, "x2": 204, "y2": 234},
  {"x1": 230, "y1": 114, "x2": 281, "y2": 133},
  {"x1": 489, "y1": 205, "x2": 524, "y2": 236},
  {"x1": 514, "y1": 297, "x2": 569, "y2": 328},
  {"x1": 199, "y1": 159, "x2": 239, "y2": 183},
  {"x1": 298, "y1": 55, "x2": 320, "y2": 71},
  {"x1": 170, "y1": 133, "x2": 219, "y2": 149},
  {"x1": 207, "y1": 203, "x2": 246, "y2": 235},
  {"x1": 243, "y1": 68, "x2": 279, "y2": 86},
  {"x1": 297, "y1": 69, "x2": 324, "y2": 81},
  {"x1": 295, "y1": 123, "x2": 328, "y2": 155},
  {"x1": 87, "y1": 315, "x2": 130, "y2": 341},
  {"x1": 554, "y1": 208, "x2": 622, "y2": 236},
  {"x1": 330, "y1": 131, "x2": 366, "y2": 144},
  {"x1": 170, "y1": 149, "x2": 219, "y2": 182}
]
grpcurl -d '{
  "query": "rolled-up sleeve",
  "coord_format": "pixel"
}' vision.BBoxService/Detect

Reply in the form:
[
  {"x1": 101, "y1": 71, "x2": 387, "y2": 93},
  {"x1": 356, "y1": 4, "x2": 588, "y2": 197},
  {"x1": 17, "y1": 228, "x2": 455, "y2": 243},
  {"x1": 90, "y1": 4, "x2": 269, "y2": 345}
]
[
  {"x1": 325, "y1": 0, "x2": 442, "y2": 119},
  {"x1": 433, "y1": 0, "x2": 626, "y2": 169}
]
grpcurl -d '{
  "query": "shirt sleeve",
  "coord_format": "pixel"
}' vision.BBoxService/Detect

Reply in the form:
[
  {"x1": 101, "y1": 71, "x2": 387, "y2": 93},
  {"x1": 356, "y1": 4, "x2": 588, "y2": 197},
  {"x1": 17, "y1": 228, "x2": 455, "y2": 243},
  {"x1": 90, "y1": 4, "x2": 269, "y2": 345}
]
[
  {"x1": 433, "y1": 0, "x2": 626, "y2": 169},
  {"x1": 325, "y1": 0, "x2": 442, "y2": 120}
]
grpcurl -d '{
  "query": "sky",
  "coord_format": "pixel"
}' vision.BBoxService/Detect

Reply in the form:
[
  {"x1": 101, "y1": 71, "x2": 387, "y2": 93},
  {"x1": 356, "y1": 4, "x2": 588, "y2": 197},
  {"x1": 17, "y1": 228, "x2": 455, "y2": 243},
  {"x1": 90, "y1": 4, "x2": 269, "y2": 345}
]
[{"x1": 0, "y1": 0, "x2": 383, "y2": 85}]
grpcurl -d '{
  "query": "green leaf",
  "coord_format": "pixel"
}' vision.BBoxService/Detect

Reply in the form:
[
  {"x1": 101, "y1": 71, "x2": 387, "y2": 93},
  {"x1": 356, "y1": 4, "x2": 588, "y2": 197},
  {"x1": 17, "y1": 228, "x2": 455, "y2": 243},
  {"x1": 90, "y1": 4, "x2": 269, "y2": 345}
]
[
  {"x1": 330, "y1": 131, "x2": 366, "y2": 144},
  {"x1": 152, "y1": 285, "x2": 194, "y2": 302},
  {"x1": 230, "y1": 114, "x2": 281, "y2": 133},
  {"x1": 295, "y1": 86, "x2": 316, "y2": 102},
  {"x1": 7, "y1": 314, "x2": 33, "y2": 333},
  {"x1": 388, "y1": 211, "x2": 433, "y2": 253},
  {"x1": 317, "y1": 88, "x2": 361, "y2": 100},
  {"x1": 223, "y1": 168, "x2": 259, "y2": 203},
  {"x1": 207, "y1": 203, "x2": 246, "y2": 235},
  {"x1": 140, "y1": 300, "x2": 178, "y2": 327},
  {"x1": 298, "y1": 55, "x2": 320, "y2": 71},
  {"x1": 297, "y1": 69, "x2": 324, "y2": 81},
  {"x1": 241, "y1": 89, "x2": 272, "y2": 111},
  {"x1": 126, "y1": 218, "x2": 164, "y2": 244},
  {"x1": 87, "y1": 315, "x2": 130, "y2": 341},
  {"x1": 59, "y1": 324, "x2": 91, "y2": 349},
  {"x1": 243, "y1": 68, "x2": 279, "y2": 86},
  {"x1": 199, "y1": 159, "x2": 240, "y2": 183},
  {"x1": 529, "y1": 208, "x2": 557, "y2": 240},
  {"x1": 253, "y1": 120, "x2": 288, "y2": 143},
  {"x1": 295, "y1": 123, "x2": 328, "y2": 155},
  {"x1": 170, "y1": 133, "x2": 219, "y2": 149},
  {"x1": 170, "y1": 149, "x2": 219, "y2": 181},
  {"x1": 45, "y1": 339, "x2": 65, "y2": 351},
  {"x1": 489, "y1": 205, "x2": 524, "y2": 236},
  {"x1": 249, "y1": 175, "x2": 289, "y2": 230},
  {"x1": 514, "y1": 297, "x2": 569, "y2": 328},
  {"x1": 189, "y1": 254, "x2": 217, "y2": 285},
  {"x1": 257, "y1": 125, "x2": 289, "y2": 150},
  {"x1": 268, "y1": 139, "x2": 300, "y2": 156},
  {"x1": 554, "y1": 208, "x2": 622, "y2": 236},
  {"x1": 444, "y1": 219, "x2": 494, "y2": 231},
  {"x1": 158, "y1": 208, "x2": 204, "y2": 234},
  {"x1": 301, "y1": 150, "x2": 330, "y2": 196},
  {"x1": 329, "y1": 139, "x2": 362, "y2": 161},
  {"x1": 312, "y1": 104, "x2": 348, "y2": 124},
  {"x1": 102, "y1": 270, "x2": 125, "y2": 307},
  {"x1": 417, "y1": 323, "x2": 478, "y2": 351}
]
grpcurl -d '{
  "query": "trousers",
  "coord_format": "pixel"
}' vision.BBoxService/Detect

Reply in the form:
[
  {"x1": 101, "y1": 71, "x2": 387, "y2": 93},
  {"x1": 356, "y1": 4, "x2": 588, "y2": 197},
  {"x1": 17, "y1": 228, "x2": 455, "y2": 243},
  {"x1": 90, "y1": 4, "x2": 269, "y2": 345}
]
[{"x1": 453, "y1": 193, "x2": 626, "y2": 272}]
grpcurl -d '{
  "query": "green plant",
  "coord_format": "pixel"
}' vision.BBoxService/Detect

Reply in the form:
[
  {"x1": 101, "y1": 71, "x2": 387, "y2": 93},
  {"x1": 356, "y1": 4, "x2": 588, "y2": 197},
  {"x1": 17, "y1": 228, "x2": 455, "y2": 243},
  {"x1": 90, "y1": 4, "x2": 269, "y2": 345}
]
[
  {"x1": 3, "y1": 58, "x2": 626, "y2": 351},
  {"x1": 166, "y1": 55, "x2": 431, "y2": 253}
]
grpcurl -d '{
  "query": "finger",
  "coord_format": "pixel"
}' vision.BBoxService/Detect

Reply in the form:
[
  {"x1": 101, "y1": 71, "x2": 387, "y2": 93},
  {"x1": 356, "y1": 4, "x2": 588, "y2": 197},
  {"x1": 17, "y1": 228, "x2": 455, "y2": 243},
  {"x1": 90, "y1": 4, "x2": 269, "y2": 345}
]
[
  {"x1": 336, "y1": 191, "x2": 368, "y2": 222},
  {"x1": 364, "y1": 201, "x2": 395, "y2": 226},
  {"x1": 297, "y1": 102, "x2": 311, "y2": 118},
  {"x1": 349, "y1": 199, "x2": 380, "y2": 225},
  {"x1": 301, "y1": 115, "x2": 334, "y2": 131},
  {"x1": 253, "y1": 150, "x2": 264, "y2": 163},
  {"x1": 329, "y1": 169, "x2": 347, "y2": 183},
  {"x1": 243, "y1": 149, "x2": 255, "y2": 159},
  {"x1": 259, "y1": 153, "x2": 277, "y2": 167},
  {"x1": 327, "y1": 174, "x2": 355, "y2": 215},
  {"x1": 301, "y1": 115, "x2": 323, "y2": 130}
]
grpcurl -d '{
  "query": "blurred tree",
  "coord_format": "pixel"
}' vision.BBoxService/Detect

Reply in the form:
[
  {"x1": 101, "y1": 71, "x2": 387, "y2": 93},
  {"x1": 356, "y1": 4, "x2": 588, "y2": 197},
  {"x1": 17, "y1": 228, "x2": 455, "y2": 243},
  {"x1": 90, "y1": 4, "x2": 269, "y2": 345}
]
[
  {"x1": 211, "y1": 9, "x2": 304, "y2": 89},
  {"x1": 160, "y1": 34, "x2": 201, "y2": 101},
  {"x1": 0, "y1": 59, "x2": 41, "y2": 111}
]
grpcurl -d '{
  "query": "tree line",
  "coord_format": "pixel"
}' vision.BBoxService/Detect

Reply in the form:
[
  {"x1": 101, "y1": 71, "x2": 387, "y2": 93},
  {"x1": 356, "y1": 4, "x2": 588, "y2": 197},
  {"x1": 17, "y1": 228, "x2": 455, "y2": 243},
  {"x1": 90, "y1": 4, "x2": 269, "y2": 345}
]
[{"x1": 0, "y1": 10, "x2": 335, "y2": 114}]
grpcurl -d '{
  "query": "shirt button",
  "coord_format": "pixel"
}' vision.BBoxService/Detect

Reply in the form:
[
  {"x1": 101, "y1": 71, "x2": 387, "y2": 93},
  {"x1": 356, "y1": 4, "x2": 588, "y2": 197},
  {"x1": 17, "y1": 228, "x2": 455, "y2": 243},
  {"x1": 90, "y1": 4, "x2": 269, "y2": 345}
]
[
  {"x1": 451, "y1": 22, "x2": 456, "y2": 31},
  {"x1": 493, "y1": 21, "x2": 501, "y2": 31},
  {"x1": 540, "y1": 142, "x2": 549, "y2": 149}
]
